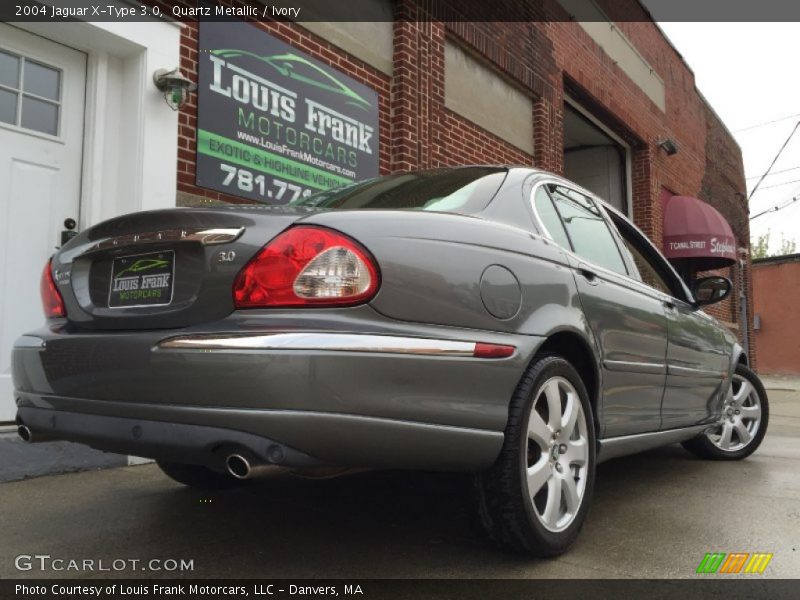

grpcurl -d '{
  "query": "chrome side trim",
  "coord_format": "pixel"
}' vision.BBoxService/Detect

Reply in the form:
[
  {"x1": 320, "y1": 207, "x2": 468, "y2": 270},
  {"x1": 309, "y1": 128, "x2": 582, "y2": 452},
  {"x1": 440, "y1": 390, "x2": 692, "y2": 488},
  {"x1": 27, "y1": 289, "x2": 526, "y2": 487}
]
[
  {"x1": 667, "y1": 364, "x2": 726, "y2": 379},
  {"x1": 158, "y1": 332, "x2": 478, "y2": 356},
  {"x1": 597, "y1": 424, "x2": 709, "y2": 463},
  {"x1": 85, "y1": 227, "x2": 245, "y2": 253},
  {"x1": 603, "y1": 359, "x2": 666, "y2": 375}
]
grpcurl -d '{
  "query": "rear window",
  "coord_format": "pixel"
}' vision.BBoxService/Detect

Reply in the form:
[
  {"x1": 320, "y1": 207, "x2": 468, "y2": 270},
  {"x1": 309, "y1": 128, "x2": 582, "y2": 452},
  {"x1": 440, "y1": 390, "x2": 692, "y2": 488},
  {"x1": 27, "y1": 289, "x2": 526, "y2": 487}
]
[{"x1": 289, "y1": 167, "x2": 507, "y2": 214}]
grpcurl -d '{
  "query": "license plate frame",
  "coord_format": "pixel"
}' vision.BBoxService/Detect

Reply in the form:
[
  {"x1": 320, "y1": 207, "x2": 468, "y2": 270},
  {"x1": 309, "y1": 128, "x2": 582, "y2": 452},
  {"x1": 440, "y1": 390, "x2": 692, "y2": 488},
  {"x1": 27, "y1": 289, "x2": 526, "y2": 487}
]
[{"x1": 108, "y1": 250, "x2": 175, "y2": 309}]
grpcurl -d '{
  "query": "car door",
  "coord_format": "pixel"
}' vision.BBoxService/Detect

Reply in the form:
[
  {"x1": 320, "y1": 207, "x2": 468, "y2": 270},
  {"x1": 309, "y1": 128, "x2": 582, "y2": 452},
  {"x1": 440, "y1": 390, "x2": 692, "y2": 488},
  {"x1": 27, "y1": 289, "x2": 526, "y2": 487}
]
[
  {"x1": 535, "y1": 184, "x2": 668, "y2": 438},
  {"x1": 607, "y1": 212, "x2": 727, "y2": 430}
]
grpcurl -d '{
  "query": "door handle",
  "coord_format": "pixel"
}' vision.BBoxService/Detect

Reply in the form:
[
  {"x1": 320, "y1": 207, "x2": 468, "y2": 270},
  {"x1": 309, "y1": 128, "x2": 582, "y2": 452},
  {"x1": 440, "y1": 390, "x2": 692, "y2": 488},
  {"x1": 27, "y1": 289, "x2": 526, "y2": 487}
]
[
  {"x1": 663, "y1": 299, "x2": 676, "y2": 310},
  {"x1": 577, "y1": 264, "x2": 599, "y2": 285}
]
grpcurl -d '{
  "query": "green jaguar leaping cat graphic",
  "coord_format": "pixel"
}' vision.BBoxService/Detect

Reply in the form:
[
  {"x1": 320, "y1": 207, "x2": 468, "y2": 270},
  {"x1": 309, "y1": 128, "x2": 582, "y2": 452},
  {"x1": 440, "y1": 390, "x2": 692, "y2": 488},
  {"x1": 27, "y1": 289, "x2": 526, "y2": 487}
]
[
  {"x1": 114, "y1": 258, "x2": 170, "y2": 279},
  {"x1": 211, "y1": 49, "x2": 371, "y2": 110}
]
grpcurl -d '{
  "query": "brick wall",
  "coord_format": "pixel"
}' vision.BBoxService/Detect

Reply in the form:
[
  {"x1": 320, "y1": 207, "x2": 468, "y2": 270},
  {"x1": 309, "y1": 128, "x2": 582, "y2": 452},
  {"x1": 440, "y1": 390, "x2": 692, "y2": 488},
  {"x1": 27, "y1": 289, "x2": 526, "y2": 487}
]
[
  {"x1": 752, "y1": 257, "x2": 800, "y2": 374},
  {"x1": 171, "y1": 0, "x2": 753, "y2": 363}
]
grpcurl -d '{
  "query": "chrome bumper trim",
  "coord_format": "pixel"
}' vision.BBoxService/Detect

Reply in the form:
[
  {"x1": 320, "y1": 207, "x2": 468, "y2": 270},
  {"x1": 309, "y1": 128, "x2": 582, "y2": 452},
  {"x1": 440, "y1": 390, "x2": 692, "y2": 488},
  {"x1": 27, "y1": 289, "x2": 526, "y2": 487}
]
[{"x1": 158, "y1": 332, "x2": 478, "y2": 356}]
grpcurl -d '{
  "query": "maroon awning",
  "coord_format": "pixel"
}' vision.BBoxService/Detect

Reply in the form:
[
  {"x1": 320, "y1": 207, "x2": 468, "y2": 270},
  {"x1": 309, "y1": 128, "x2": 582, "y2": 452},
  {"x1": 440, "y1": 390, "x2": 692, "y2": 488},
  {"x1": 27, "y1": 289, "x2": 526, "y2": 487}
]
[{"x1": 663, "y1": 195, "x2": 737, "y2": 270}]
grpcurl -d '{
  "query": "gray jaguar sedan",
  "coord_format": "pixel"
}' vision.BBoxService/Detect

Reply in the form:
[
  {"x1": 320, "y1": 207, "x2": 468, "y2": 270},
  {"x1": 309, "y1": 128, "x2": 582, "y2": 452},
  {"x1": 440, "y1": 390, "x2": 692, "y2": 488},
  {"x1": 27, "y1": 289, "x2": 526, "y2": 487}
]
[{"x1": 12, "y1": 166, "x2": 768, "y2": 556}]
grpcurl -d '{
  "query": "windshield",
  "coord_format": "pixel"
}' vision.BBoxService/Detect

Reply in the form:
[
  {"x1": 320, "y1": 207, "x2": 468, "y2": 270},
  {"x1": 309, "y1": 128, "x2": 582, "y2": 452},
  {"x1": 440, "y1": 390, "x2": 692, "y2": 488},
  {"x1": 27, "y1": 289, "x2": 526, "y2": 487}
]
[{"x1": 289, "y1": 167, "x2": 507, "y2": 214}]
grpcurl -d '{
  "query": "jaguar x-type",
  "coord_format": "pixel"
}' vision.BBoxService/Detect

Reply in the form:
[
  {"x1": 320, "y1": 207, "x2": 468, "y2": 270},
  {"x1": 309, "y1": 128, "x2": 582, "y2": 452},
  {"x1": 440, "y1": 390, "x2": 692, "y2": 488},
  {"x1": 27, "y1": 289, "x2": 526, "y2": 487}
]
[{"x1": 12, "y1": 167, "x2": 768, "y2": 555}]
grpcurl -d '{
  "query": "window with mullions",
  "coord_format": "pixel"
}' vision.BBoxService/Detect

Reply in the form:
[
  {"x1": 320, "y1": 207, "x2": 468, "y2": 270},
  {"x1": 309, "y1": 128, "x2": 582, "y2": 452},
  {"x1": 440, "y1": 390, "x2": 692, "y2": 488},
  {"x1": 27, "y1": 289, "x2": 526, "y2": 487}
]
[
  {"x1": 547, "y1": 184, "x2": 628, "y2": 275},
  {"x1": 0, "y1": 49, "x2": 62, "y2": 136}
]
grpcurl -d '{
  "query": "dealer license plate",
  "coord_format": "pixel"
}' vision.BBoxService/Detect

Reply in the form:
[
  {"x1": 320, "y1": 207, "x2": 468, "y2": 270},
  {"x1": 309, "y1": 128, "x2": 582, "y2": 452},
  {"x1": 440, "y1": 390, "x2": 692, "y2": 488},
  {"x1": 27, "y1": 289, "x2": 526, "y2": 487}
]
[{"x1": 108, "y1": 251, "x2": 175, "y2": 308}]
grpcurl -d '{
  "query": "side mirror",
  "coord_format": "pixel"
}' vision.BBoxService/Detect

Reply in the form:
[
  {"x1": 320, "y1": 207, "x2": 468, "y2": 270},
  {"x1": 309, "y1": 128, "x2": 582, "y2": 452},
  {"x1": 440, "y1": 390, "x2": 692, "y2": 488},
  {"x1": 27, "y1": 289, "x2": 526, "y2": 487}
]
[{"x1": 693, "y1": 276, "x2": 732, "y2": 306}]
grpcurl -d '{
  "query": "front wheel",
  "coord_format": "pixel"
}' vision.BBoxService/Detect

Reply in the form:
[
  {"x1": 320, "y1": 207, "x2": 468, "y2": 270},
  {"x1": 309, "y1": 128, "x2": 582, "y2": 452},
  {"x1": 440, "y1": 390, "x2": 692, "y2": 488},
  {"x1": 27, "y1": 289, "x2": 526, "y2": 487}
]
[
  {"x1": 682, "y1": 363, "x2": 769, "y2": 460},
  {"x1": 475, "y1": 355, "x2": 596, "y2": 556}
]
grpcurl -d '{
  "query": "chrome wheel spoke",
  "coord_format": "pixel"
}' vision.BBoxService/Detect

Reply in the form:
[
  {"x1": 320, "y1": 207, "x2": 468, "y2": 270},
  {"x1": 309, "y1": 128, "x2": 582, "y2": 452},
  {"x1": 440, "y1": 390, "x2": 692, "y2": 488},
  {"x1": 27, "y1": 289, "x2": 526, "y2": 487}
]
[
  {"x1": 561, "y1": 393, "x2": 579, "y2": 436},
  {"x1": 526, "y1": 460, "x2": 551, "y2": 497},
  {"x1": 562, "y1": 474, "x2": 580, "y2": 514},
  {"x1": 718, "y1": 421, "x2": 734, "y2": 450},
  {"x1": 734, "y1": 420, "x2": 752, "y2": 445},
  {"x1": 542, "y1": 476, "x2": 562, "y2": 528},
  {"x1": 733, "y1": 380, "x2": 754, "y2": 404},
  {"x1": 544, "y1": 380, "x2": 562, "y2": 430},
  {"x1": 563, "y1": 437, "x2": 588, "y2": 467},
  {"x1": 528, "y1": 411, "x2": 551, "y2": 448},
  {"x1": 740, "y1": 404, "x2": 761, "y2": 421}
]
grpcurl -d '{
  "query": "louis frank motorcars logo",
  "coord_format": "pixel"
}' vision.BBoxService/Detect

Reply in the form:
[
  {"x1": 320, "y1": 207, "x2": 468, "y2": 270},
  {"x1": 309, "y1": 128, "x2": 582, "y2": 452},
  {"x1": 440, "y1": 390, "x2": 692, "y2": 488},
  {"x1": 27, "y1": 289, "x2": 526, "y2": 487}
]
[
  {"x1": 113, "y1": 257, "x2": 170, "y2": 279},
  {"x1": 696, "y1": 552, "x2": 773, "y2": 574}
]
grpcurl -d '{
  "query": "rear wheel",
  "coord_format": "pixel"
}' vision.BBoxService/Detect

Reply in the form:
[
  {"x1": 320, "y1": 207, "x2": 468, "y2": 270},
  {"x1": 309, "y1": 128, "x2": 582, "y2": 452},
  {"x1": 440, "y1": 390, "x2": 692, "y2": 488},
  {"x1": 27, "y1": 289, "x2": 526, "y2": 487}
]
[
  {"x1": 475, "y1": 355, "x2": 596, "y2": 556},
  {"x1": 682, "y1": 364, "x2": 769, "y2": 460},
  {"x1": 157, "y1": 460, "x2": 246, "y2": 490}
]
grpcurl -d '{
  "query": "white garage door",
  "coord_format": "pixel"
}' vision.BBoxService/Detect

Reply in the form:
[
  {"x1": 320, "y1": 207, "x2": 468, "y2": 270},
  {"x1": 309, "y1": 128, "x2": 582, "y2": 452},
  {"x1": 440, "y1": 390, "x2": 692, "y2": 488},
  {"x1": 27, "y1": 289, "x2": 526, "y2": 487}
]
[{"x1": 0, "y1": 25, "x2": 86, "y2": 422}]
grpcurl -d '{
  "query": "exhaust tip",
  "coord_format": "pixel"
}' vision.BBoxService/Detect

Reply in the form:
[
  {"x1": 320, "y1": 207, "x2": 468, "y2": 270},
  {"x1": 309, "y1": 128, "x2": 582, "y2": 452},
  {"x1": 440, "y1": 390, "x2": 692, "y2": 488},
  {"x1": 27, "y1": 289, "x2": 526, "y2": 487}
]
[
  {"x1": 17, "y1": 425, "x2": 32, "y2": 443},
  {"x1": 226, "y1": 454, "x2": 251, "y2": 479}
]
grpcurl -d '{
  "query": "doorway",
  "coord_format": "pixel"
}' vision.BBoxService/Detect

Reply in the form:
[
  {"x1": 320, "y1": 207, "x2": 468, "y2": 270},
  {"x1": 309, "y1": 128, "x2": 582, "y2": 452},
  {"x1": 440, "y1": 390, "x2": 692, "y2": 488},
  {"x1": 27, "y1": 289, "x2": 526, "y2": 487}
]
[
  {"x1": 563, "y1": 101, "x2": 630, "y2": 215},
  {"x1": 0, "y1": 24, "x2": 86, "y2": 422}
]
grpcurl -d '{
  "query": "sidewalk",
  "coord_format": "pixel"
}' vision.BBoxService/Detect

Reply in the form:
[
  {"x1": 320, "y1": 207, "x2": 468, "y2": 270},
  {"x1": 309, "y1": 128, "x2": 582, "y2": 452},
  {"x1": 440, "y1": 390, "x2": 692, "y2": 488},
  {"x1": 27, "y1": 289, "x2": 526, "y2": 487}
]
[{"x1": 761, "y1": 374, "x2": 800, "y2": 393}]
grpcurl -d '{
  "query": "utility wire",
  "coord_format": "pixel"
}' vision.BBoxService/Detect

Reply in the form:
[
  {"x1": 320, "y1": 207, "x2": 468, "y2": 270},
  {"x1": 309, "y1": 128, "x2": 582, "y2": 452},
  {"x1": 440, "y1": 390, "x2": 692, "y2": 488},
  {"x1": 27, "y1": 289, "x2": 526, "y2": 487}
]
[
  {"x1": 748, "y1": 121, "x2": 800, "y2": 201},
  {"x1": 750, "y1": 196, "x2": 799, "y2": 220},
  {"x1": 735, "y1": 113, "x2": 800, "y2": 133},
  {"x1": 745, "y1": 165, "x2": 800, "y2": 180},
  {"x1": 753, "y1": 177, "x2": 800, "y2": 191}
]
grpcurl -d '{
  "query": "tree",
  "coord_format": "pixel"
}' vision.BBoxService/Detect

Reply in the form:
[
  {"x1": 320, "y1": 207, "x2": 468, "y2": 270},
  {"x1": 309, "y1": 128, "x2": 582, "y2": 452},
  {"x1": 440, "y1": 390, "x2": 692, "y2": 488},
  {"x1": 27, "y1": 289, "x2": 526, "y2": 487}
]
[
  {"x1": 751, "y1": 230, "x2": 798, "y2": 259},
  {"x1": 778, "y1": 235, "x2": 797, "y2": 256},
  {"x1": 751, "y1": 232, "x2": 770, "y2": 259}
]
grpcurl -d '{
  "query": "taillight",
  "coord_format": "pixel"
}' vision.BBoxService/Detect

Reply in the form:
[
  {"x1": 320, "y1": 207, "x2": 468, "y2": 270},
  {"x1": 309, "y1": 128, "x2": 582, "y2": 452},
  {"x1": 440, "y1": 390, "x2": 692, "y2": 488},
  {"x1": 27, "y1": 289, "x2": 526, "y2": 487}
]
[
  {"x1": 233, "y1": 226, "x2": 380, "y2": 308},
  {"x1": 40, "y1": 258, "x2": 65, "y2": 318}
]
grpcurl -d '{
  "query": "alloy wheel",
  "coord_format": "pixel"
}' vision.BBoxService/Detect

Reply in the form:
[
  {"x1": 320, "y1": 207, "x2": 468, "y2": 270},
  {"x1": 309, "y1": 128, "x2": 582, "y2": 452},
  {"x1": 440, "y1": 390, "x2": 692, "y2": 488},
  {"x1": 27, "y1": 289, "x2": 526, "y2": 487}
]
[
  {"x1": 525, "y1": 376, "x2": 589, "y2": 532},
  {"x1": 707, "y1": 373, "x2": 763, "y2": 452}
]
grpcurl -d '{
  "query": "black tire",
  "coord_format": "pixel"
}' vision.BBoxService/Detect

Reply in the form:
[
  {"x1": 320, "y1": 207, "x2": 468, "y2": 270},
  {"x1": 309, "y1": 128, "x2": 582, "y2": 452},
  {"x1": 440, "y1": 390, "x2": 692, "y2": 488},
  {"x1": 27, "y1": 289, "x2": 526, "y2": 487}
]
[
  {"x1": 157, "y1": 460, "x2": 247, "y2": 490},
  {"x1": 475, "y1": 354, "x2": 596, "y2": 556},
  {"x1": 682, "y1": 363, "x2": 769, "y2": 461}
]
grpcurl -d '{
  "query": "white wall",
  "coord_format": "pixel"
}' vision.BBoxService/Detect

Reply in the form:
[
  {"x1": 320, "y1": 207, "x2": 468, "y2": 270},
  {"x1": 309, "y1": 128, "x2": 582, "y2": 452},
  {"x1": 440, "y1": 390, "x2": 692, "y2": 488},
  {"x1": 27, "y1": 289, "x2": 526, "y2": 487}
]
[{"x1": 16, "y1": 19, "x2": 182, "y2": 227}]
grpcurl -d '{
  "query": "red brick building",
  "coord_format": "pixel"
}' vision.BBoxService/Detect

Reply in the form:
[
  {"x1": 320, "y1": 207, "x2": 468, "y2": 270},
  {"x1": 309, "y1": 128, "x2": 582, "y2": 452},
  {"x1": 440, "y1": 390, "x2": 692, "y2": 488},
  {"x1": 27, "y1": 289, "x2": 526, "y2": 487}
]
[
  {"x1": 752, "y1": 255, "x2": 800, "y2": 374},
  {"x1": 173, "y1": 0, "x2": 754, "y2": 364}
]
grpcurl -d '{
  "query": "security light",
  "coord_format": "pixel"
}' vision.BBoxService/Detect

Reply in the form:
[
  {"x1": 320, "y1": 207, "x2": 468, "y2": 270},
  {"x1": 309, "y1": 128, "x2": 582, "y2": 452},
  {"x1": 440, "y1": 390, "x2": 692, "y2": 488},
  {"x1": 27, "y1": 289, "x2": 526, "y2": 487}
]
[
  {"x1": 657, "y1": 138, "x2": 679, "y2": 156},
  {"x1": 152, "y1": 68, "x2": 197, "y2": 110}
]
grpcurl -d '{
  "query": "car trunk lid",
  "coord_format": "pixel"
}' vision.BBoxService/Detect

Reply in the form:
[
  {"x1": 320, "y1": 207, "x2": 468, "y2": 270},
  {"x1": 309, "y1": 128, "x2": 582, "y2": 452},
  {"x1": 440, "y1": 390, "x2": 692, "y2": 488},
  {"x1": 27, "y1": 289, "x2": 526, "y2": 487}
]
[{"x1": 53, "y1": 206, "x2": 314, "y2": 329}]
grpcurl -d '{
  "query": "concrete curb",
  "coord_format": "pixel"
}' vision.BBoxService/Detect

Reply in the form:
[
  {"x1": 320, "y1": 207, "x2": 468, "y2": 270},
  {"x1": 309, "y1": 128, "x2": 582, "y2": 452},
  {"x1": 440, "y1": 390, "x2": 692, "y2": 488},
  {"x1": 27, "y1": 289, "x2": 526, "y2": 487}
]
[{"x1": 0, "y1": 434, "x2": 127, "y2": 483}]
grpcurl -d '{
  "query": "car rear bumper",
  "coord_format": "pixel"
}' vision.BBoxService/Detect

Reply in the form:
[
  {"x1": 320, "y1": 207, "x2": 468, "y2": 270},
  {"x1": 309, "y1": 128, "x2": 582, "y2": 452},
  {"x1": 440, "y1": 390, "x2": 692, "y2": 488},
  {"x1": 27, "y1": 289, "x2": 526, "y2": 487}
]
[
  {"x1": 12, "y1": 311, "x2": 540, "y2": 471},
  {"x1": 16, "y1": 402, "x2": 504, "y2": 472}
]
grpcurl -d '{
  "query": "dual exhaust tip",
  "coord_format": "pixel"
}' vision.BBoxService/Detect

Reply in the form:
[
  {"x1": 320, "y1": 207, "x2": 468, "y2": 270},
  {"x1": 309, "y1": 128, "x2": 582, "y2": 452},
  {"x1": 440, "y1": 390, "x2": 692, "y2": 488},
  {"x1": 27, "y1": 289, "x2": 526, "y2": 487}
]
[
  {"x1": 17, "y1": 425, "x2": 32, "y2": 443},
  {"x1": 17, "y1": 424, "x2": 58, "y2": 443},
  {"x1": 18, "y1": 427, "x2": 265, "y2": 480},
  {"x1": 18, "y1": 425, "x2": 305, "y2": 481},
  {"x1": 225, "y1": 453, "x2": 273, "y2": 480}
]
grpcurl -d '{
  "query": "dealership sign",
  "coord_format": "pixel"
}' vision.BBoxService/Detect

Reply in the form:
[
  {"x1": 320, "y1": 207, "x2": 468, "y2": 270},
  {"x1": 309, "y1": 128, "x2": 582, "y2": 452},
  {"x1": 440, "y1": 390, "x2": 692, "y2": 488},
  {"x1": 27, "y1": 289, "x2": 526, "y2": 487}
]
[{"x1": 196, "y1": 21, "x2": 379, "y2": 203}]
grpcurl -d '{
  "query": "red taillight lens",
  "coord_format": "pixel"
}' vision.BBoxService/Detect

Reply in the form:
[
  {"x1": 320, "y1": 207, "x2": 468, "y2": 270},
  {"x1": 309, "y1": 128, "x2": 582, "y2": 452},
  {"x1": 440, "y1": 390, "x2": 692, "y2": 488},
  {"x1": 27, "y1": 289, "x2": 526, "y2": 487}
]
[
  {"x1": 233, "y1": 226, "x2": 380, "y2": 308},
  {"x1": 473, "y1": 342, "x2": 515, "y2": 359},
  {"x1": 40, "y1": 258, "x2": 65, "y2": 318}
]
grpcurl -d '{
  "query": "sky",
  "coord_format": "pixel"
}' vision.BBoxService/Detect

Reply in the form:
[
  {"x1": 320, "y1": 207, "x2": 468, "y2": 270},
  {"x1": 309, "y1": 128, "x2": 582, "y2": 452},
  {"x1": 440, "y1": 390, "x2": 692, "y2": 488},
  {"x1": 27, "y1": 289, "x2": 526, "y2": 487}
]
[{"x1": 653, "y1": 22, "x2": 800, "y2": 254}]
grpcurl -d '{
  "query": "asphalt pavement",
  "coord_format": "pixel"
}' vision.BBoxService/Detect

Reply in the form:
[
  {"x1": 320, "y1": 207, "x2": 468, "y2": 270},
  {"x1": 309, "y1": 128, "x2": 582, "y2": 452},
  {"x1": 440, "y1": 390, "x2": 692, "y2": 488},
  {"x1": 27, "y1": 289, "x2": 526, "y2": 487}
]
[{"x1": 0, "y1": 377, "x2": 798, "y2": 579}]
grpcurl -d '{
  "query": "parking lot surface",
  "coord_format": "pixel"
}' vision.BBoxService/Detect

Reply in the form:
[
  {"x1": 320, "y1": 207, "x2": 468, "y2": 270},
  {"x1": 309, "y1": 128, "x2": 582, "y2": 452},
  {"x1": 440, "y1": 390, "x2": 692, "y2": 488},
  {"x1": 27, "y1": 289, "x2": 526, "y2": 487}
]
[{"x1": 1, "y1": 380, "x2": 798, "y2": 579}]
